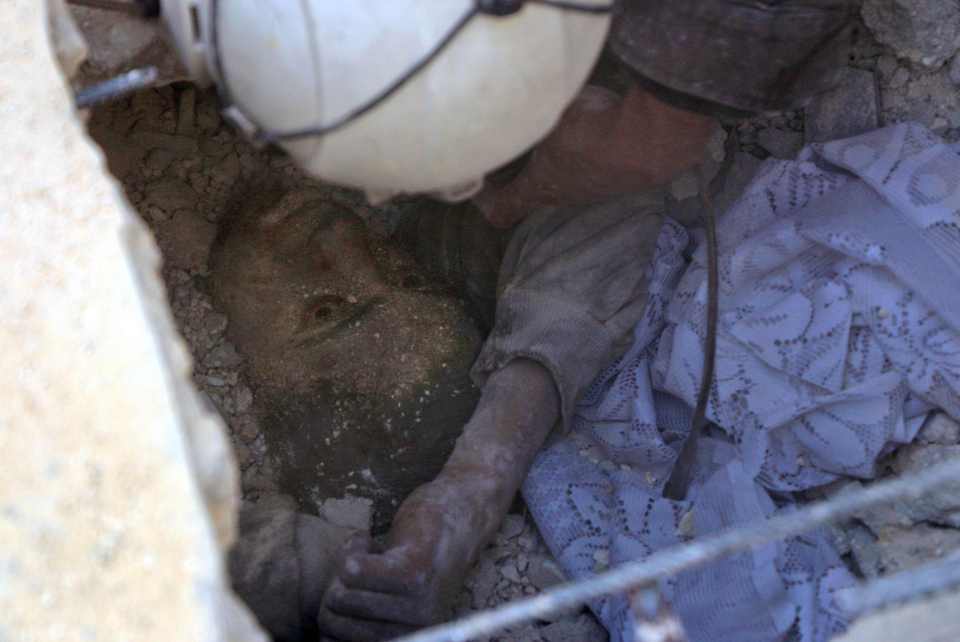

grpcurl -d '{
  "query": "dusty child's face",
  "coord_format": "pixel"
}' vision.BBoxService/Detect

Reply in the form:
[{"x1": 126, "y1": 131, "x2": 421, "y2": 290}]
[{"x1": 211, "y1": 191, "x2": 481, "y2": 523}]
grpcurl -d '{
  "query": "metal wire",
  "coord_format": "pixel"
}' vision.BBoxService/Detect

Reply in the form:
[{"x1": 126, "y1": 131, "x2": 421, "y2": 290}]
[
  {"x1": 75, "y1": 67, "x2": 159, "y2": 108},
  {"x1": 207, "y1": 0, "x2": 615, "y2": 145},
  {"x1": 393, "y1": 455, "x2": 960, "y2": 642}
]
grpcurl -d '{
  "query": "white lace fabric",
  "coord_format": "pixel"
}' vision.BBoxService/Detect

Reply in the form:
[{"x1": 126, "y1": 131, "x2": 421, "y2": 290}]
[{"x1": 523, "y1": 124, "x2": 960, "y2": 642}]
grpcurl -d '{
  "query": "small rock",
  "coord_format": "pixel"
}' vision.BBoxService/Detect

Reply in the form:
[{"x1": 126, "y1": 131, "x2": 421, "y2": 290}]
[
  {"x1": 234, "y1": 415, "x2": 261, "y2": 444},
  {"x1": 890, "y1": 444, "x2": 960, "y2": 527},
  {"x1": 234, "y1": 386, "x2": 254, "y2": 414},
  {"x1": 951, "y1": 55, "x2": 960, "y2": 88},
  {"x1": 211, "y1": 153, "x2": 241, "y2": 187},
  {"x1": 540, "y1": 613, "x2": 608, "y2": 642},
  {"x1": 875, "y1": 524, "x2": 960, "y2": 574},
  {"x1": 889, "y1": 66, "x2": 911, "y2": 90},
  {"x1": 805, "y1": 68, "x2": 879, "y2": 144},
  {"x1": 157, "y1": 211, "x2": 217, "y2": 273},
  {"x1": 320, "y1": 496, "x2": 372, "y2": 532},
  {"x1": 204, "y1": 312, "x2": 228, "y2": 337},
  {"x1": 846, "y1": 521, "x2": 883, "y2": 579},
  {"x1": 862, "y1": 0, "x2": 960, "y2": 69},
  {"x1": 500, "y1": 514, "x2": 526, "y2": 540},
  {"x1": 919, "y1": 413, "x2": 960, "y2": 445},
  {"x1": 527, "y1": 555, "x2": 566, "y2": 590},
  {"x1": 143, "y1": 148, "x2": 177, "y2": 174},
  {"x1": 498, "y1": 624, "x2": 543, "y2": 642},
  {"x1": 467, "y1": 557, "x2": 500, "y2": 610},
  {"x1": 756, "y1": 128, "x2": 804, "y2": 160},
  {"x1": 500, "y1": 563, "x2": 523, "y2": 584},
  {"x1": 669, "y1": 171, "x2": 700, "y2": 201},
  {"x1": 204, "y1": 342, "x2": 245, "y2": 369},
  {"x1": 144, "y1": 177, "x2": 198, "y2": 212}
]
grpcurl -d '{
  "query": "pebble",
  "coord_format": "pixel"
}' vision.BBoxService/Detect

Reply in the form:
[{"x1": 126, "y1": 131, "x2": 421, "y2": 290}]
[
  {"x1": 500, "y1": 563, "x2": 524, "y2": 584},
  {"x1": 527, "y1": 555, "x2": 566, "y2": 590},
  {"x1": 805, "y1": 68, "x2": 880, "y2": 144},
  {"x1": 500, "y1": 514, "x2": 526, "y2": 540}
]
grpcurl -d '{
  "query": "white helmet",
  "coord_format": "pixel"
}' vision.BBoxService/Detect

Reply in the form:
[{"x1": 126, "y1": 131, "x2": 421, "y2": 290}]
[{"x1": 161, "y1": 0, "x2": 611, "y2": 201}]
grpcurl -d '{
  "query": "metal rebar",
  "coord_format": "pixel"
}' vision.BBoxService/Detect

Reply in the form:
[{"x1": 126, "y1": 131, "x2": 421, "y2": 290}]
[
  {"x1": 394, "y1": 455, "x2": 960, "y2": 642},
  {"x1": 75, "y1": 67, "x2": 159, "y2": 109}
]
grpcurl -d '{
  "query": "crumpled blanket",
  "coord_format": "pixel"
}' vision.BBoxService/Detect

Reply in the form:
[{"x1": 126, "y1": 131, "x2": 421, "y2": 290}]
[{"x1": 523, "y1": 123, "x2": 960, "y2": 642}]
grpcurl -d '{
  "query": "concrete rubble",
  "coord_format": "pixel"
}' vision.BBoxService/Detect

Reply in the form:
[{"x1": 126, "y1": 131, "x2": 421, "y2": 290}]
[
  {"x1": 861, "y1": 0, "x2": 960, "y2": 69},
  {"x1": 0, "y1": 2, "x2": 265, "y2": 641}
]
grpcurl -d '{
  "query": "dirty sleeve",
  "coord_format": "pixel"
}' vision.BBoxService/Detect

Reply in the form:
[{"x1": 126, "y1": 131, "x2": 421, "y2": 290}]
[{"x1": 471, "y1": 195, "x2": 664, "y2": 432}]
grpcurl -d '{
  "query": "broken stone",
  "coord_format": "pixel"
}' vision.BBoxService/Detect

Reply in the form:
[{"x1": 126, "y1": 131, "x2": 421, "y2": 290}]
[
  {"x1": 540, "y1": 613, "x2": 608, "y2": 642},
  {"x1": 500, "y1": 513, "x2": 526, "y2": 540},
  {"x1": 889, "y1": 444, "x2": 960, "y2": 527},
  {"x1": 500, "y1": 562, "x2": 524, "y2": 584},
  {"x1": 917, "y1": 413, "x2": 960, "y2": 445},
  {"x1": 70, "y1": 6, "x2": 187, "y2": 84},
  {"x1": 498, "y1": 624, "x2": 543, "y2": 642},
  {"x1": 467, "y1": 556, "x2": 500, "y2": 610},
  {"x1": 805, "y1": 68, "x2": 880, "y2": 144},
  {"x1": 756, "y1": 128, "x2": 804, "y2": 160},
  {"x1": 157, "y1": 211, "x2": 217, "y2": 273},
  {"x1": 862, "y1": 0, "x2": 960, "y2": 69},
  {"x1": 235, "y1": 415, "x2": 261, "y2": 444},
  {"x1": 527, "y1": 555, "x2": 566, "y2": 590},
  {"x1": 846, "y1": 521, "x2": 884, "y2": 579},
  {"x1": 205, "y1": 342, "x2": 245, "y2": 369},
  {"x1": 144, "y1": 177, "x2": 199, "y2": 212},
  {"x1": 874, "y1": 524, "x2": 960, "y2": 574},
  {"x1": 320, "y1": 496, "x2": 372, "y2": 532},
  {"x1": 669, "y1": 172, "x2": 700, "y2": 202},
  {"x1": 234, "y1": 385, "x2": 254, "y2": 415},
  {"x1": 668, "y1": 127, "x2": 728, "y2": 202}
]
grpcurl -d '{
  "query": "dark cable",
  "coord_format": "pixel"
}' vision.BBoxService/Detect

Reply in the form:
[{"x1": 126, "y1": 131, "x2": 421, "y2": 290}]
[
  {"x1": 530, "y1": 0, "x2": 617, "y2": 13},
  {"x1": 662, "y1": 168, "x2": 720, "y2": 502},
  {"x1": 256, "y1": 4, "x2": 480, "y2": 144}
]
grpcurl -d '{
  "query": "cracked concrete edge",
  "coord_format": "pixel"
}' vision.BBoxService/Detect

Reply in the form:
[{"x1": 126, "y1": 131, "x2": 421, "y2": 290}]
[{"x1": 0, "y1": 1, "x2": 264, "y2": 640}]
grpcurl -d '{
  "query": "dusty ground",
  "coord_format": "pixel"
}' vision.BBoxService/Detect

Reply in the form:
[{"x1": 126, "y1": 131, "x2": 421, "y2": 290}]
[{"x1": 84, "y1": 4, "x2": 960, "y2": 639}]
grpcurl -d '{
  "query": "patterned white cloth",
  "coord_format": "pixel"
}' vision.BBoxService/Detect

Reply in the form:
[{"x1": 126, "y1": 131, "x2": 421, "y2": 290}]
[{"x1": 523, "y1": 124, "x2": 960, "y2": 642}]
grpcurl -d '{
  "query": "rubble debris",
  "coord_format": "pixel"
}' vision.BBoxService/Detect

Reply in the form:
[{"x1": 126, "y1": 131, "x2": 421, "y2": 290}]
[
  {"x1": 890, "y1": 444, "x2": 960, "y2": 528},
  {"x1": 804, "y1": 68, "x2": 879, "y2": 143},
  {"x1": 918, "y1": 413, "x2": 960, "y2": 446},
  {"x1": 861, "y1": 0, "x2": 960, "y2": 69},
  {"x1": 69, "y1": 5, "x2": 185, "y2": 84},
  {"x1": 320, "y1": 496, "x2": 373, "y2": 532},
  {"x1": 755, "y1": 127, "x2": 804, "y2": 160}
]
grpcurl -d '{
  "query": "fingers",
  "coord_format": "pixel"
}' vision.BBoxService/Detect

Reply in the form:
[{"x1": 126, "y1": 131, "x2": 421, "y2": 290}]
[
  {"x1": 316, "y1": 605, "x2": 415, "y2": 642},
  {"x1": 324, "y1": 580, "x2": 430, "y2": 626},
  {"x1": 340, "y1": 550, "x2": 427, "y2": 594}
]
